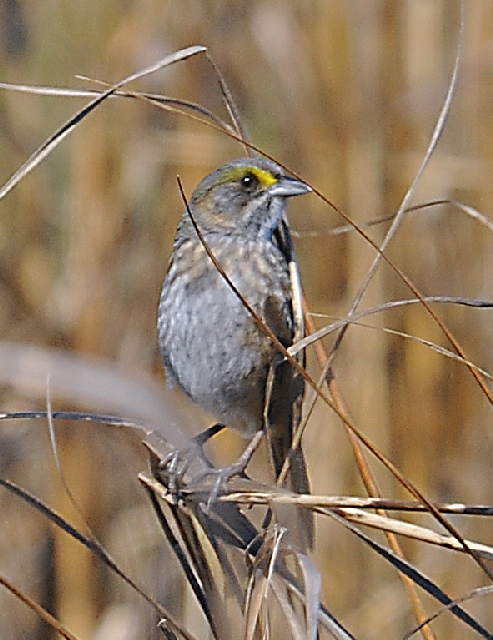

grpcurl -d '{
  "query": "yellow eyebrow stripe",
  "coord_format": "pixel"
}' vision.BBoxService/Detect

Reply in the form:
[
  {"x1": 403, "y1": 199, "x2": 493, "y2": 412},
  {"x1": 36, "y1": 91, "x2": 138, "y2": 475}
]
[{"x1": 222, "y1": 166, "x2": 278, "y2": 188}]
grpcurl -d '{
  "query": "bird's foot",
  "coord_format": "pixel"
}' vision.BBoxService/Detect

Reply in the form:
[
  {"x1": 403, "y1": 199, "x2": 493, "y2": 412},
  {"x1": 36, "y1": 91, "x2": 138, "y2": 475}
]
[
  {"x1": 157, "y1": 423, "x2": 225, "y2": 497},
  {"x1": 192, "y1": 430, "x2": 264, "y2": 509}
]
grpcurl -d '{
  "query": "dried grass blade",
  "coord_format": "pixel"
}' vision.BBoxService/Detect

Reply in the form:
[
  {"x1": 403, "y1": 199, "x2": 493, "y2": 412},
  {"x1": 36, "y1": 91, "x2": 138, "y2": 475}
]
[
  {"x1": 296, "y1": 553, "x2": 321, "y2": 640},
  {"x1": 291, "y1": 296, "x2": 493, "y2": 357},
  {"x1": 206, "y1": 53, "x2": 251, "y2": 153},
  {"x1": 0, "y1": 477, "x2": 195, "y2": 640},
  {"x1": 140, "y1": 472, "x2": 246, "y2": 640},
  {"x1": 244, "y1": 574, "x2": 267, "y2": 640},
  {"x1": 345, "y1": 6, "x2": 462, "y2": 315},
  {"x1": 270, "y1": 578, "x2": 306, "y2": 640},
  {"x1": 403, "y1": 585, "x2": 493, "y2": 640},
  {"x1": 143, "y1": 487, "x2": 211, "y2": 629},
  {"x1": 0, "y1": 45, "x2": 206, "y2": 202},
  {"x1": 331, "y1": 512, "x2": 493, "y2": 640},
  {"x1": 333, "y1": 508, "x2": 493, "y2": 559},
  {"x1": 0, "y1": 573, "x2": 80, "y2": 640}
]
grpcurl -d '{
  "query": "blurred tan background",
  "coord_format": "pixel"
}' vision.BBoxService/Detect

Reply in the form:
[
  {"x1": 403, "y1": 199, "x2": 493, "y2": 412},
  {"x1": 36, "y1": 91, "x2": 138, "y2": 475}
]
[{"x1": 1, "y1": 1, "x2": 493, "y2": 638}]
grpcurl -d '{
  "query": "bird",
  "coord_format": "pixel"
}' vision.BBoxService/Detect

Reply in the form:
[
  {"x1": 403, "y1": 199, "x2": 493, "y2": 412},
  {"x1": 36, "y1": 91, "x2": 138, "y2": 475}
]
[{"x1": 157, "y1": 156, "x2": 312, "y2": 546}]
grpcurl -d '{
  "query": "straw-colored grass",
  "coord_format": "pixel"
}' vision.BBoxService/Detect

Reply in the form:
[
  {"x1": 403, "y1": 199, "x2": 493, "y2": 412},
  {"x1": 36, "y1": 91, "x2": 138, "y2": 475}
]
[{"x1": 1, "y1": 3, "x2": 493, "y2": 639}]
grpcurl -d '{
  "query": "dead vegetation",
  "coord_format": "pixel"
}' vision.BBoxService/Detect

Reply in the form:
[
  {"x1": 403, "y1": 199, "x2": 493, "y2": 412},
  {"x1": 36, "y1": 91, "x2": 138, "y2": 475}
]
[{"x1": 1, "y1": 4, "x2": 493, "y2": 639}]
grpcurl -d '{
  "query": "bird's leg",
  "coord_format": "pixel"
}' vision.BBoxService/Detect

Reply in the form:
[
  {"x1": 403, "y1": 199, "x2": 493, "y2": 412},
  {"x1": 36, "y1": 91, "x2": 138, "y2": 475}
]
[
  {"x1": 159, "y1": 423, "x2": 226, "y2": 495},
  {"x1": 193, "y1": 429, "x2": 265, "y2": 508},
  {"x1": 193, "y1": 422, "x2": 226, "y2": 446}
]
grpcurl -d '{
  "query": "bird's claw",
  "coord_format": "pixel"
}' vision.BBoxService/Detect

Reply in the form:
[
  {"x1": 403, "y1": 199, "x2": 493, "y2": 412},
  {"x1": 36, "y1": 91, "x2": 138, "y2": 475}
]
[
  {"x1": 191, "y1": 430, "x2": 264, "y2": 509},
  {"x1": 157, "y1": 423, "x2": 225, "y2": 497},
  {"x1": 156, "y1": 428, "x2": 264, "y2": 509}
]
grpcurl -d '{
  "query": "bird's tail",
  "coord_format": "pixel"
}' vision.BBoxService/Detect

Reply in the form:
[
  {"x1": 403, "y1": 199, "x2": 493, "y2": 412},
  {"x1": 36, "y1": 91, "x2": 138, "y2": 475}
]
[{"x1": 265, "y1": 359, "x2": 313, "y2": 551}]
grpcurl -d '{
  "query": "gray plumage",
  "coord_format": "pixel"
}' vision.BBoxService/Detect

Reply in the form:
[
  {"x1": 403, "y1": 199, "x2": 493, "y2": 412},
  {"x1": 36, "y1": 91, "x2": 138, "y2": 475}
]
[{"x1": 158, "y1": 157, "x2": 312, "y2": 545}]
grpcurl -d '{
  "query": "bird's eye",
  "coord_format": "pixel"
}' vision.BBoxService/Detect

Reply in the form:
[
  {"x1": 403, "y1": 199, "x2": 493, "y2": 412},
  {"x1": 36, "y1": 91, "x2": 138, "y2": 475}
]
[{"x1": 240, "y1": 172, "x2": 258, "y2": 191}]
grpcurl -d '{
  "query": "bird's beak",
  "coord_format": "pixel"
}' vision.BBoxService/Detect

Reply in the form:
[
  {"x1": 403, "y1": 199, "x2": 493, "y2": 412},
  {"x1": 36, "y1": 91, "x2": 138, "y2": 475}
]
[{"x1": 268, "y1": 176, "x2": 312, "y2": 198}]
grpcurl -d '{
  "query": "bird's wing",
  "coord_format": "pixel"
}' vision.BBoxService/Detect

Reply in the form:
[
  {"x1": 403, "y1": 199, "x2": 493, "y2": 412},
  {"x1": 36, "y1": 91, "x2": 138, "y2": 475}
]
[{"x1": 263, "y1": 216, "x2": 313, "y2": 551}]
